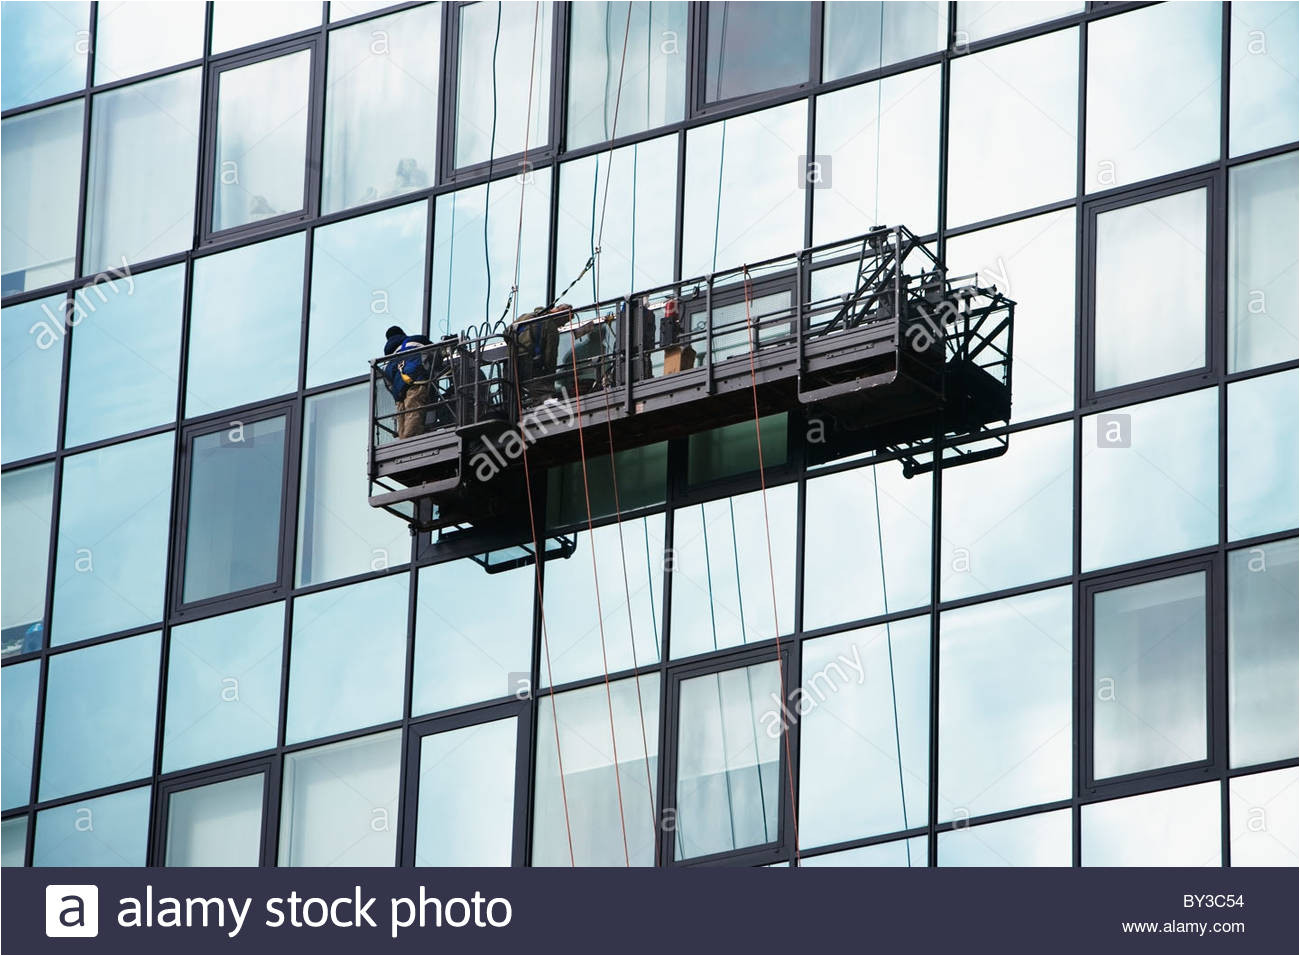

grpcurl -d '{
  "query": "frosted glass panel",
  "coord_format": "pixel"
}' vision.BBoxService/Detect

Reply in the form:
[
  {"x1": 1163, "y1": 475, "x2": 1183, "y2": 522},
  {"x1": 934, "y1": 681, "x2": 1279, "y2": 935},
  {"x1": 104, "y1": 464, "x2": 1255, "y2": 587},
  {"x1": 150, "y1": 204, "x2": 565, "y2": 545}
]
[
  {"x1": 1229, "y1": 768, "x2": 1299, "y2": 867},
  {"x1": 166, "y1": 774, "x2": 263, "y2": 866},
  {"x1": 1082, "y1": 782, "x2": 1221, "y2": 866}
]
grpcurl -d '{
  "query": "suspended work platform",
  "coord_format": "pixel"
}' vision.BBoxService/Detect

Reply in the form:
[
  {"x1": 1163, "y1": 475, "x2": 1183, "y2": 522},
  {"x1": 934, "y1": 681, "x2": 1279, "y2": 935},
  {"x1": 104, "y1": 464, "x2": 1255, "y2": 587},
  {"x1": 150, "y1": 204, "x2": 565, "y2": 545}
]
[{"x1": 367, "y1": 226, "x2": 1015, "y2": 533}]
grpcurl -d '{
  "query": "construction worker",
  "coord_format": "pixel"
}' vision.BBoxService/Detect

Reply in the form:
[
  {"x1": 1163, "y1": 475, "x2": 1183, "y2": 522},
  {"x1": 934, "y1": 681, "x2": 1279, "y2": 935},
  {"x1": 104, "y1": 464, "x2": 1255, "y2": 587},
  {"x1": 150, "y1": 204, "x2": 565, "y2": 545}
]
[{"x1": 382, "y1": 325, "x2": 436, "y2": 439}]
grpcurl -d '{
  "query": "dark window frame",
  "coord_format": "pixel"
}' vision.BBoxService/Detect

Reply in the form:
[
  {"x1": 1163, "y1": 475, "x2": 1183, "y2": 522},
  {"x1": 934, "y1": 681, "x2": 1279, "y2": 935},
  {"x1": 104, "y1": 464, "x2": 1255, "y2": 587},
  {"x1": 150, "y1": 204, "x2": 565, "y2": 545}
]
[
  {"x1": 688, "y1": 1, "x2": 821, "y2": 118},
  {"x1": 148, "y1": 755, "x2": 277, "y2": 866}
]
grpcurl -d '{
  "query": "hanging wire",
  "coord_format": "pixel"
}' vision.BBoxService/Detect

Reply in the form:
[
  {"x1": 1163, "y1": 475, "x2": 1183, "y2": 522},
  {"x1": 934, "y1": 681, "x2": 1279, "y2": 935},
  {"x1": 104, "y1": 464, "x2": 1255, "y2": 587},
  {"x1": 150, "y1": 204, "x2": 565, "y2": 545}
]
[{"x1": 482, "y1": 1, "x2": 503, "y2": 326}]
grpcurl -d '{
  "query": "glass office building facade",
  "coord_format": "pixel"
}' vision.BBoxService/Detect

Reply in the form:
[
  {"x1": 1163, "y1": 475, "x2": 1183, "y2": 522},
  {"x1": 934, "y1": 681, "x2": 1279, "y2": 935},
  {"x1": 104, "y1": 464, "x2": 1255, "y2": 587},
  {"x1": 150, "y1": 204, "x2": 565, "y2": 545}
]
[{"x1": 1, "y1": 0, "x2": 1296, "y2": 868}]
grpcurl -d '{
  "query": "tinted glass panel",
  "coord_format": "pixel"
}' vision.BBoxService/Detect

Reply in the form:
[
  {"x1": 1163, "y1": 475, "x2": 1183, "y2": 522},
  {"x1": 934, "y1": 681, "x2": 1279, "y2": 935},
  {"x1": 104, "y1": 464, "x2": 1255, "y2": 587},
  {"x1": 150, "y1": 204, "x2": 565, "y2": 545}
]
[
  {"x1": 0, "y1": 1, "x2": 89, "y2": 110},
  {"x1": 824, "y1": 1, "x2": 944, "y2": 80},
  {"x1": 51, "y1": 433, "x2": 173, "y2": 645},
  {"x1": 416, "y1": 718, "x2": 517, "y2": 866},
  {"x1": 65, "y1": 264, "x2": 183, "y2": 447},
  {"x1": 1229, "y1": 152, "x2": 1299, "y2": 372},
  {"x1": 687, "y1": 414, "x2": 786, "y2": 484},
  {"x1": 1229, "y1": 1, "x2": 1299, "y2": 157},
  {"x1": 94, "y1": 1, "x2": 205, "y2": 83},
  {"x1": 278, "y1": 731, "x2": 400, "y2": 866},
  {"x1": 165, "y1": 774, "x2": 263, "y2": 866},
  {"x1": 297, "y1": 386, "x2": 412, "y2": 585},
  {"x1": 183, "y1": 416, "x2": 286, "y2": 603},
  {"x1": 186, "y1": 232, "x2": 305, "y2": 416},
  {"x1": 947, "y1": 28, "x2": 1077, "y2": 226},
  {"x1": 939, "y1": 587, "x2": 1072, "y2": 820},
  {"x1": 675, "y1": 661, "x2": 781, "y2": 860},
  {"x1": 322, "y1": 5, "x2": 439, "y2": 214},
  {"x1": 1082, "y1": 389, "x2": 1218, "y2": 572},
  {"x1": 163, "y1": 602, "x2": 284, "y2": 772},
  {"x1": 33, "y1": 786, "x2": 150, "y2": 867},
  {"x1": 799, "y1": 618, "x2": 929, "y2": 850},
  {"x1": 213, "y1": 51, "x2": 312, "y2": 232},
  {"x1": 1093, "y1": 572, "x2": 1208, "y2": 779},
  {"x1": 39, "y1": 632, "x2": 160, "y2": 801},
  {"x1": 1, "y1": 660, "x2": 39, "y2": 809},
  {"x1": 1, "y1": 296, "x2": 65, "y2": 463},
  {"x1": 1086, "y1": 2, "x2": 1220, "y2": 192},
  {"x1": 1082, "y1": 782, "x2": 1220, "y2": 866},
  {"x1": 670, "y1": 486, "x2": 796, "y2": 659},
  {"x1": 704, "y1": 2, "x2": 810, "y2": 102},
  {"x1": 413, "y1": 560, "x2": 532, "y2": 716},
  {"x1": 84, "y1": 69, "x2": 202, "y2": 275},
  {"x1": 1229, "y1": 370, "x2": 1299, "y2": 540},
  {"x1": 938, "y1": 808, "x2": 1072, "y2": 866},
  {"x1": 454, "y1": 1, "x2": 552, "y2": 167},
  {"x1": 533, "y1": 674, "x2": 660, "y2": 866},
  {"x1": 1094, "y1": 189, "x2": 1207, "y2": 391},
  {"x1": 1229, "y1": 539, "x2": 1299, "y2": 768},
  {"x1": 286, "y1": 575, "x2": 408, "y2": 744},
  {"x1": 1, "y1": 463, "x2": 53, "y2": 656},
  {"x1": 1, "y1": 101, "x2": 82, "y2": 294},
  {"x1": 804, "y1": 463, "x2": 931, "y2": 630}
]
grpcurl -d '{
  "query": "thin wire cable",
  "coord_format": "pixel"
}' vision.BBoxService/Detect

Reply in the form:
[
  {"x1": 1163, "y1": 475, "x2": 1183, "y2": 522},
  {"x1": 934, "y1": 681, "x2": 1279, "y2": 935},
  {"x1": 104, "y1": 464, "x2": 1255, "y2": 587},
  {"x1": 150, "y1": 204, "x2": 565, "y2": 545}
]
[
  {"x1": 871, "y1": 465, "x2": 912, "y2": 867},
  {"x1": 509, "y1": 0, "x2": 543, "y2": 323},
  {"x1": 482, "y1": 1, "x2": 503, "y2": 326}
]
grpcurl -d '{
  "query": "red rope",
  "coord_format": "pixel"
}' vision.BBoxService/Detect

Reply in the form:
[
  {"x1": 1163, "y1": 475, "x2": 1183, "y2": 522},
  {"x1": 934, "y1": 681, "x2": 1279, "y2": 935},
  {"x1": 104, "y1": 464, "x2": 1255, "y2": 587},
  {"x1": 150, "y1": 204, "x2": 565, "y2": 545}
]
[{"x1": 740, "y1": 266, "x2": 802, "y2": 863}]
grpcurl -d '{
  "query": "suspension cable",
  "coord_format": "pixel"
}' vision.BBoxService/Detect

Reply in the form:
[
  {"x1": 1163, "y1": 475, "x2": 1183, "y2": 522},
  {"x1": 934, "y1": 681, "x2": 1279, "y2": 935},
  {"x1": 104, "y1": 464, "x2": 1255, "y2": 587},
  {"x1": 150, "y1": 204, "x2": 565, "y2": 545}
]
[{"x1": 482, "y1": 1, "x2": 503, "y2": 326}]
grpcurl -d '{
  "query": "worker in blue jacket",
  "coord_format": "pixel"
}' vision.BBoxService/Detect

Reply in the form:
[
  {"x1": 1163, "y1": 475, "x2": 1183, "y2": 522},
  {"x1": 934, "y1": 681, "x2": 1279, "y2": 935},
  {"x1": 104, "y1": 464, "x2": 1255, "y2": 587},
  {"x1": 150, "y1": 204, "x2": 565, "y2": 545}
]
[{"x1": 383, "y1": 325, "x2": 437, "y2": 438}]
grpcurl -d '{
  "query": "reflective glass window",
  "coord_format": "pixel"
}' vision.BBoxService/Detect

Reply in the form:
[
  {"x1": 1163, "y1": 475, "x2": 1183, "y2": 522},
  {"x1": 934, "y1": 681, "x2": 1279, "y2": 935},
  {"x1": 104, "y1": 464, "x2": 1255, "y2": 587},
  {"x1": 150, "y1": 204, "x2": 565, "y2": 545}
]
[
  {"x1": 183, "y1": 416, "x2": 287, "y2": 604},
  {"x1": 413, "y1": 560, "x2": 532, "y2": 716},
  {"x1": 213, "y1": 50, "x2": 312, "y2": 232},
  {"x1": 1229, "y1": 1, "x2": 1299, "y2": 157},
  {"x1": 800, "y1": 835, "x2": 927, "y2": 867},
  {"x1": 65, "y1": 264, "x2": 183, "y2": 447},
  {"x1": 0, "y1": 1, "x2": 89, "y2": 110},
  {"x1": 567, "y1": 2, "x2": 686, "y2": 149},
  {"x1": 211, "y1": 0, "x2": 320, "y2": 53},
  {"x1": 799, "y1": 618, "x2": 929, "y2": 850},
  {"x1": 163, "y1": 602, "x2": 284, "y2": 772},
  {"x1": 298, "y1": 385, "x2": 412, "y2": 586},
  {"x1": 307, "y1": 203, "x2": 427, "y2": 388},
  {"x1": 1229, "y1": 767, "x2": 1299, "y2": 866},
  {"x1": 556, "y1": 135, "x2": 677, "y2": 301},
  {"x1": 941, "y1": 421, "x2": 1072, "y2": 600},
  {"x1": 954, "y1": 1, "x2": 1081, "y2": 43},
  {"x1": 1229, "y1": 369, "x2": 1299, "y2": 540},
  {"x1": 804, "y1": 463, "x2": 931, "y2": 630},
  {"x1": 533, "y1": 674, "x2": 660, "y2": 866},
  {"x1": 687, "y1": 414, "x2": 786, "y2": 485},
  {"x1": 1094, "y1": 188, "x2": 1207, "y2": 391},
  {"x1": 94, "y1": 1, "x2": 205, "y2": 83},
  {"x1": 430, "y1": 170, "x2": 552, "y2": 337},
  {"x1": 51, "y1": 433, "x2": 173, "y2": 645},
  {"x1": 1082, "y1": 389, "x2": 1218, "y2": 572},
  {"x1": 322, "y1": 5, "x2": 439, "y2": 214},
  {"x1": 165, "y1": 773, "x2": 264, "y2": 866},
  {"x1": 947, "y1": 28, "x2": 1077, "y2": 226},
  {"x1": 1229, "y1": 539, "x2": 1299, "y2": 768},
  {"x1": 703, "y1": 2, "x2": 810, "y2": 103},
  {"x1": 1, "y1": 463, "x2": 53, "y2": 657},
  {"x1": 1, "y1": 101, "x2": 82, "y2": 294},
  {"x1": 938, "y1": 808, "x2": 1071, "y2": 866},
  {"x1": 1, "y1": 660, "x2": 39, "y2": 809},
  {"x1": 815, "y1": 66, "x2": 941, "y2": 241},
  {"x1": 946, "y1": 209, "x2": 1076, "y2": 422},
  {"x1": 1093, "y1": 571, "x2": 1208, "y2": 779},
  {"x1": 542, "y1": 515, "x2": 663, "y2": 686},
  {"x1": 1082, "y1": 782, "x2": 1221, "y2": 866},
  {"x1": 416, "y1": 718, "x2": 517, "y2": 866},
  {"x1": 823, "y1": 1, "x2": 944, "y2": 80},
  {"x1": 454, "y1": 1, "x2": 553, "y2": 167},
  {"x1": 186, "y1": 232, "x2": 305, "y2": 416},
  {"x1": 547, "y1": 443, "x2": 668, "y2": 527},
  {"x1": 2, "y1": 817, "x2": 26, "y2": 867},
  {"x1": 682, "y1": 102, "x2": 806, "y2": 276},
  {"x1": 83, "y1": 69, "x2": 202, "y2": 275},
  {"x1": 331, "y1": 2, "x2": 402, "y2": 21},
  {"x1": 33, "y1": 786, "x2": 150, "y2": 867},
  {"x1": 286, "y1": 575, "x2": 408, "y2": 744},
  {"x1": 1229, "y1": 152, "x2": 1299, "y2": 372},
  {"x1": 39, "y1": 632, "x2": 160, "y2": 801},
  {"x1": 1, "y1": 296, "x2": 65, "y2": 463},
  {"x1": 1086, "y1": 2, "x2": 1220, "y2": 192},
  {"x1": 675, "y1": 661, "x2": 781, "y2": 860},
  {"x1": 278, "y1": 731, "x2": 400, "y2": 866},
  {"x1": 939, "y1": 587, "x2": 1072, "y2": 819},
  {"x1": 671, "y1": 486, "x2": 797, "y2": 658}
]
